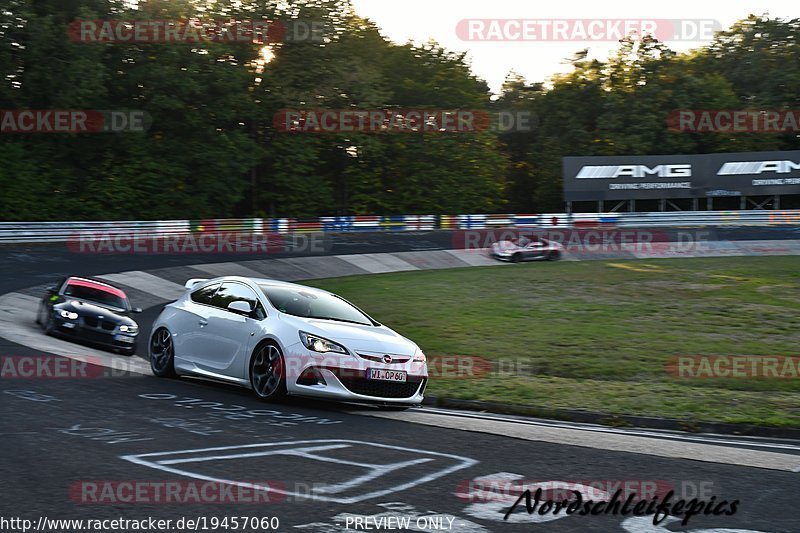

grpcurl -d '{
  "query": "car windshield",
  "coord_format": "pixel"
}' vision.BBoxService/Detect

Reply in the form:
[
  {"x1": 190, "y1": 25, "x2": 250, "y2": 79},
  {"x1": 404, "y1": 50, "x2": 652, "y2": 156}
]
[
  {"x1": 259, "y1": 285, "x2": 373, "y2": 326},
  {"x1": 64, "y1": 283, "x2": 127, "y2": 310}
]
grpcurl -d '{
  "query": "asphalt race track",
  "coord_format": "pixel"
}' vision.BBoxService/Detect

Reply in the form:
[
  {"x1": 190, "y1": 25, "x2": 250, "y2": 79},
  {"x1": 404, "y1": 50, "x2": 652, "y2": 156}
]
[{"x1": 1, "y1": 236, "x2": 799, "y2": 532}]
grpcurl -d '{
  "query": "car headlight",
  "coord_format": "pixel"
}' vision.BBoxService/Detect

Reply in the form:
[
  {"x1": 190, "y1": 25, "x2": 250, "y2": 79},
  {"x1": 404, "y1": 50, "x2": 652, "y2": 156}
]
[
  {"x1": 413, "y1": 348, "x2": 426, "y2": 363},
  {"x1": 59, "y1": 310, "x2": 78, "y2": 320},
  {"x1": 299, "y1": 332, "x2": 347, "y2": 354},
  {"x1": 119, "y1": 324, "x2": 138, "y2": 334}
]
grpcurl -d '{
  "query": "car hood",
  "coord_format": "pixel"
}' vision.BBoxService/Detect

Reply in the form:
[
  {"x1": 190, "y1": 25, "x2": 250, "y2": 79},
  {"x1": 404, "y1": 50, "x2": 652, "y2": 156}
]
[
  {"x1": 57, "y1": 299, "x2": 137, "y2": 324},
  {"x1": 279, "y1": 314, "x2": 417, "y2": 355}
]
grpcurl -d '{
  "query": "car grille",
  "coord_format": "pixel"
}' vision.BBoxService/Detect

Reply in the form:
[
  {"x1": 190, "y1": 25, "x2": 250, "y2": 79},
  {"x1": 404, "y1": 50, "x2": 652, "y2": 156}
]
[
  {"x1": 83, "y1": 317, "x2": 115, "y2": 330},
  {"x1": 337, "y1": 376, "x2": 426, "y2": 399},
  {"x1": 356, "y1": 352, "x2": 411, "y2": 365},
  {"x1": 80, "y1": 329, "x2": 113, "y2": 343}
]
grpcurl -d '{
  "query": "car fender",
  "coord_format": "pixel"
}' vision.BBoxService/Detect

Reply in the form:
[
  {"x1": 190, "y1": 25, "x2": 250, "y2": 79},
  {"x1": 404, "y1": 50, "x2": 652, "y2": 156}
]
[{"x1": 244, "y1": 325, "x2": 294, "y2": 382}]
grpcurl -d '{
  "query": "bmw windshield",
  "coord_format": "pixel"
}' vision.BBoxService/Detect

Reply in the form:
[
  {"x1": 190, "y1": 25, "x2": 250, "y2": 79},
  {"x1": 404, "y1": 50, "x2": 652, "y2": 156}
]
[
  {"x1": 258, "y1": 285, "x2": 373, "y2": 326},
  {"x1": 63, "y1": 284, "x2": 128, "y2": 310}
]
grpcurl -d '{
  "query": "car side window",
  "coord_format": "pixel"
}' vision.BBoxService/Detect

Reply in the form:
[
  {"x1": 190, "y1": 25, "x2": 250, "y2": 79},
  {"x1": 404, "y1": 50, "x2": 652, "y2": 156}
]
[
  {"x1": 46, "y1": 277, "x2": 66, "y2": 298},
  {"x1": 250, "y1": 302, "x2": 267, "y2": 320},
  {"x1": 54, "y1": 277, "x2": 67, "y2": 292},
  {"x1": 211, "y1": 282, "x2": 266, "y2": 320},
  {"x1": 191, "y1": 283, "x2": 220, "y2": 305}
]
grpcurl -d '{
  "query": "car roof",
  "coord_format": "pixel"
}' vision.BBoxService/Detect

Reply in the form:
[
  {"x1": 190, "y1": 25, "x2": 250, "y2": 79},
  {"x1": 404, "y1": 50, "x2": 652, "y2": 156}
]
[
  {"x1": 65, "y1": 276, "x2": 128, "y2": 298},
  {"x1": 204, "y1": 276, "x2": 330, "y2": 293}
]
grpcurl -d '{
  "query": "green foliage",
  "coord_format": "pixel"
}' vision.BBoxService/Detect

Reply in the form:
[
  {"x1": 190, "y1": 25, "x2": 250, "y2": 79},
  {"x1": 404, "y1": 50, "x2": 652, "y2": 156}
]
[{"x1": 1, "y1": 4, "x2": 798, "y2": 220}]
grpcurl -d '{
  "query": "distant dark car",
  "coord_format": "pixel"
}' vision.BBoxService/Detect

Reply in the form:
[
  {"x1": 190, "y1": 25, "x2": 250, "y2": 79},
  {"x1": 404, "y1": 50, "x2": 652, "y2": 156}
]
[
  {"x1": 489, "y1": 236, "x2": 563, "y2": 262},
  {"x1": 36, "y1": 276, "x2": 142, "y2": 355}
]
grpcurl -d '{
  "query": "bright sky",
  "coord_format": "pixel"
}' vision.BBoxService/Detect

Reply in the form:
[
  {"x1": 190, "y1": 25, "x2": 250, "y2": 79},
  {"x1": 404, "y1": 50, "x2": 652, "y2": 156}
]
[{"x1": 350, "y1": 0, "x2": 796, "y2": 94}]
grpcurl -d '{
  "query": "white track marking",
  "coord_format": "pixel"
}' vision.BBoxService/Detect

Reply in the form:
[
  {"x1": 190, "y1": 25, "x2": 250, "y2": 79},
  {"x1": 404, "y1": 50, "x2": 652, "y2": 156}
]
[
  {"x1": 443, "y1": 249, "x2": 501, "y2": 266},
  {"x1": 420, "y1": 407, "x2": 800, "y2": 453},
  {"x1": 362, "y1": 410, "x2": 800, "y2": 473},
  {"x1": 391, "y1": 250, "x2": 471, "y2": 269},
  {"x1": 4, "y1": 389, "x2": 60, "y2": 402},
  {"x1": 335, "y1": 253, "x2": 419, "y2": 273},
  {"x1": 156, "y1": 443, "x2": 436, "y2": 495},
  {"x1": 190, "y1": 262, "x2": 275, "y2": 279},
  {"x1": 97, "y1": 271, "x2": 185, "y2": 300},
  {"x1": 121, "y1": 439, "x2": 477, "y2": 504}
]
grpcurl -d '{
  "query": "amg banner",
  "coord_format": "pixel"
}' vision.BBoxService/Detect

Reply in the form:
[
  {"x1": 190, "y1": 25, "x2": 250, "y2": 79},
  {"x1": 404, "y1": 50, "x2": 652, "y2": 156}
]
[{"x1": 562, "y1": 150, "x2": 800, "y2": 201}]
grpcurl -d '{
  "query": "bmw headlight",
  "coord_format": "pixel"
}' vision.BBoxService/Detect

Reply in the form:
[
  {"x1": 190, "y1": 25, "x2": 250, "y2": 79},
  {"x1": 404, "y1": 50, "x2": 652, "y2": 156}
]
[
  {"x1": 413, "y1": 348, "x2": 426, "y2": 363},
  {"x1": 119, "y1": 324, "x2": 138, "y2": 334},
  {"x1": 299, "y1": 331, "x2": 347, "y2": 354},
  {"x1": 59, "y1": 310, "x2": 78, "y2": 320}
]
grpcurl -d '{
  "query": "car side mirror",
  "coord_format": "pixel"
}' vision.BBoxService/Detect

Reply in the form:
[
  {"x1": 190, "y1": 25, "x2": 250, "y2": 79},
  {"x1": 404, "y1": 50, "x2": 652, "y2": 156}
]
[
  {"x1": 227, "y1": 300, "x2": 253, "y2": 315},
  {"x1": 131, "y1": 307, "x2": 143, "y2": 314},
  {"x1": 46, "y1": 284, "x2": 57, "y2": 293}
]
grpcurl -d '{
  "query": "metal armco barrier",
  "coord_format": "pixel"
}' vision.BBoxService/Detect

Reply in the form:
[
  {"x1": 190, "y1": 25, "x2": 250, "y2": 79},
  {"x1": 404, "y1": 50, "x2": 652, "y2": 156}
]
[{"x1": 0, "y1": 211, "x2": 798, "y2": 244}]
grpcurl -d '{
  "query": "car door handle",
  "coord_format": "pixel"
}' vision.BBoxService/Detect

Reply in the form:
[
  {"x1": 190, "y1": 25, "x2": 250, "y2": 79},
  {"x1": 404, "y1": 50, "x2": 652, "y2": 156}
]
[{"x1": 198, "y1": 319, "x2": 208, "y2": 327}]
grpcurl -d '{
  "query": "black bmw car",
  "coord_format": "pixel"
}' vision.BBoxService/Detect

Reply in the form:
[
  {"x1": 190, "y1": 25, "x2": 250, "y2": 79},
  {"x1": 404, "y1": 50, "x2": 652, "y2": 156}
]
[{"x1": 36, "y1": 276, "x2": 142, "y2": 355}]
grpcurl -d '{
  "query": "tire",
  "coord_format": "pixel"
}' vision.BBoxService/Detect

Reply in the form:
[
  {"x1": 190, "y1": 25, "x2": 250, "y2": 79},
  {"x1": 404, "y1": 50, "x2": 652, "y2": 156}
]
[
  {"x1": 37, "y1": 303, "x2": 53, "y2": 331},
  {"x1": 43, "y1": 313, "x2": 56, "y2": 336},
  {"x1": 249, "y1": 342, "x2": 287, "y2": 402},
  {"x1": 511, "y1": 253, "x2": 522, "y2": 263},
  {"x1": 547, "y1": 251, "x2": 561, "y2": 261},
  {"x1": 150, "y1": 328, "x2": 176, "y2": 377}
]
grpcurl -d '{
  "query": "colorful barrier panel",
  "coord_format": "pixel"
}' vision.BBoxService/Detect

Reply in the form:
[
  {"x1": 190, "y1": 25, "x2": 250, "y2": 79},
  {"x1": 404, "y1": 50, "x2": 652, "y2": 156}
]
[{"x1": 1, "y1": 210, "x2": 799, "y2": 243}]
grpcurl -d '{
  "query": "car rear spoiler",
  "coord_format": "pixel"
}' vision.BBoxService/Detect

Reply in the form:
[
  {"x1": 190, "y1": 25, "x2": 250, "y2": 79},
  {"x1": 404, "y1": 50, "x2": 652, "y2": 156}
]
[{"x1": 184, "y1": 278, "x2": 208, "y2": 290}]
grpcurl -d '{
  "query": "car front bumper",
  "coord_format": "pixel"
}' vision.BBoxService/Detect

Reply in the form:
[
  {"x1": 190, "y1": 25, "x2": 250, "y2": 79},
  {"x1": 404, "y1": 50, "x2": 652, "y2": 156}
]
[
  {"x1": 283, "y1": 346, "x2": 428, "y2": 405},
  {"x1": 51, "y1": 317, "x2": 138, "y2": 352}
]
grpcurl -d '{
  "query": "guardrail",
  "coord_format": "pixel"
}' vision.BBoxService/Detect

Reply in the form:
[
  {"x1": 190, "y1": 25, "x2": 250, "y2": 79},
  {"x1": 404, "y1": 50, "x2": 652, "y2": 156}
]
[{"x1": 1, "y1": 210, "x2": 799, "y2": 244}]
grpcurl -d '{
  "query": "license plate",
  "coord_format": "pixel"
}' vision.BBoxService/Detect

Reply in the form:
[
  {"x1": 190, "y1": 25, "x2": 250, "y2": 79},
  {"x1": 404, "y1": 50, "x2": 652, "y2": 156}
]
[
  {"x1": 115, "y1": 335, "x2": 135, "y2": 343},
  {"x1": 366, "y1": 368, "x2": 407, "y2": 382}
]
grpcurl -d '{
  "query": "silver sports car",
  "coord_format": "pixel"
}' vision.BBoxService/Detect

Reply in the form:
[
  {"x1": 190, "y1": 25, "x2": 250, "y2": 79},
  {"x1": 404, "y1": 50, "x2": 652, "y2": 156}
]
[
  {"x1": 489, "y1": 236, "x2": 563, "y2": 262},
  {"x1": 149, "y1": 276, "x2": 428, "y2": 408}
]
